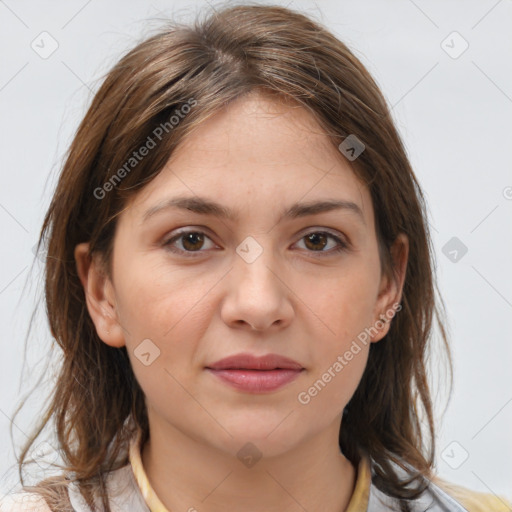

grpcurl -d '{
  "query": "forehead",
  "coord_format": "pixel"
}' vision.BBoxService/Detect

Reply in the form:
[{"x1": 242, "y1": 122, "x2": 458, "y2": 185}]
[{"x1": 127, "y1": 92, "x2": 374, "y2": 228}]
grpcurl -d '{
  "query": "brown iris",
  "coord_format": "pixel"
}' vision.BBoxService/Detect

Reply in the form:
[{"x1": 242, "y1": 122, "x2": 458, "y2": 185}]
[
  {"x1": 303, "y1": 233, "x2": 328, "y2": 251},
  {"x1": 181, "y1": 232, "x2": 205, "y2": 251}
]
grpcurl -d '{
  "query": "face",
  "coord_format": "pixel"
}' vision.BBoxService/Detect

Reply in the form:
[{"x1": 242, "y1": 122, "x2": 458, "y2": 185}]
[{"x1": 77, "y1": 92, "x2": 406, "y2": 459}]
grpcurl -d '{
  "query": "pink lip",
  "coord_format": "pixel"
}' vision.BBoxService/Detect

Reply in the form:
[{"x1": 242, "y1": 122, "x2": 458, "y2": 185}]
[{"x1": 205, "y1": 353, "x2": 304, "y2": 393}]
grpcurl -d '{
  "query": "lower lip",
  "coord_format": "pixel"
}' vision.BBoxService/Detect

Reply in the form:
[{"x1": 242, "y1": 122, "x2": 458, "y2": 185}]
[{"x1": 206, "y1": 368, "x2": 303, "y2": 393}]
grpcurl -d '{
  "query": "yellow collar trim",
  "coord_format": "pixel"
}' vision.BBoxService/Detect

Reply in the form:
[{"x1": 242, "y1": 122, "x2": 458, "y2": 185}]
[{"x1": 129, "y1": 430, "x2": 170, "y2": 512}]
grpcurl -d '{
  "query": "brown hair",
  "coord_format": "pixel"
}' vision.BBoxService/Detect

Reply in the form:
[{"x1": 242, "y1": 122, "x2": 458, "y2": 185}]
[{"x1": 15, "y1": 3, "x2": 451, "y2": 511}]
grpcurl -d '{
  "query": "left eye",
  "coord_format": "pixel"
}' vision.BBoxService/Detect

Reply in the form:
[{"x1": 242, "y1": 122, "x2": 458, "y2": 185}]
[
  {"x1": 295, "y1": 231, "x2": 347, "y2": 254},
  {"x1": 163, "y1": 230, "x2": 347, "y2": 256}
]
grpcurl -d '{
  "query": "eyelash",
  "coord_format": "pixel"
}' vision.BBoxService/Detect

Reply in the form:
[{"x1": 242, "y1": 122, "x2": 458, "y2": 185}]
[{"x1": 162, "y1": 229, "x2": 349, "y2": 258}]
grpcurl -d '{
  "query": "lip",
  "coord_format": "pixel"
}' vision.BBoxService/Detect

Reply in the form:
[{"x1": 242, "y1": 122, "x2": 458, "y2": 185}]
[
  {"x1": 207, "y1": 353, "x2": 303, "y2": 371},
  {"x1": 205, "y1": 353, "x2": 304, "y2": 393}
]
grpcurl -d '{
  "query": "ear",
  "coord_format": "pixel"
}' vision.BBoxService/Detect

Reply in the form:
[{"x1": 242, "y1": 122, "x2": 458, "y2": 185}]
[
  {"x1": 370, "y1": 233, "x2": 409, "y2": 343},
  {"x1": 74, "y1": 242, "x2": 125, "y2": 348}
]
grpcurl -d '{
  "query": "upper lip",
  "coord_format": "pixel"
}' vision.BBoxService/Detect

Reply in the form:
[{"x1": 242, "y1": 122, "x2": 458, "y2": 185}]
[{"x1": 206, "y1": 353, "x2": 304, "y2": 371}]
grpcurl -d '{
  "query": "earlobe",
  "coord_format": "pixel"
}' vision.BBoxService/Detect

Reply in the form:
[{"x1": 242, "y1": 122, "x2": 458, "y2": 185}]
[
  {"x1": 370, "y1": 233, "x2": 409, "y2": 343},
  {"x1": 74, "y1": 242, "x2": 126, "y2": 348}
]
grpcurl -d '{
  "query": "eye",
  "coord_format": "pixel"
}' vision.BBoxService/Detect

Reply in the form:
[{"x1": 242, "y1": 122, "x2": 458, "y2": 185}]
[
  {"x1": 294, "y1": 231, "x2": 348, "y2": 255},
  {"x1": 162, "y1": 228, "x2": 349, "y2": 258},
  {"x1": 163, "y1": 230, "x2": 217, "y2": 256}
]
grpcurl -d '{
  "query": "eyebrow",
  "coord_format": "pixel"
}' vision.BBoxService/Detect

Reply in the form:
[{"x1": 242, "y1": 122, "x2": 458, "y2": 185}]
[{"x1": 142, "y1": 195, "x2": 366, "y2": 225}]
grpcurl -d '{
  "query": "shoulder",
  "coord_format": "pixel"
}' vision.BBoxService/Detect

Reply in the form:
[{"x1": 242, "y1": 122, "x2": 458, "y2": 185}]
[
  {"x1": 0, "y1": 463, "x2": 144, "y2": 512},
  {"x1": 0, "y1": 493, "x2": 52, "y2": 512},
  {"x1": 433, "y1": 478, "x2": 512, "y2": 512},
  {"x1": 365, "y1": 456, "x2": 512, "y2": 512}
]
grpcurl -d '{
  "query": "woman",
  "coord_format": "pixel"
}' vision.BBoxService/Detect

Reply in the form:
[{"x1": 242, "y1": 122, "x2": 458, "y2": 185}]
[{"x1": 3, "y1": 4, "x2": 510, "y2": 512}]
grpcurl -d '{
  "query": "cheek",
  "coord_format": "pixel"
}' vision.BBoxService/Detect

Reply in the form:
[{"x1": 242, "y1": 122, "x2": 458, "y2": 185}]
[
  {"x1": 293, "y1": 261, "x2": 377, "y2": 411},
  {"x1": 117, "y1": 266, "x2": 218, "y2": 412},
  {"x1": 112, "y1": 256, "x2": 231, "y2": 405},
  {"x1": 114, "y1": 254, "x2": 221, "y2": 341},
  {"x1": 299, "y1": 348, "x2": 369, "y2": 414},
  {"x1": 296, "y1": 299, "x2": 371, "y2": 420},
  {"x1": 300, "y1": 259, "x2": 380, "y2": 342}
]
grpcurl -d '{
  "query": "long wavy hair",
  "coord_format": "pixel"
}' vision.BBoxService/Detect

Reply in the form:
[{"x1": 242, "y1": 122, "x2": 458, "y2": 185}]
[{"x1": 14, "y1": 3, "x2": 451, "y2": 511}]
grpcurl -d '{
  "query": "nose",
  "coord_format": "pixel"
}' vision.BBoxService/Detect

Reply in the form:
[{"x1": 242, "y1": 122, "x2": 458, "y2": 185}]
[{"x1": 220, "y1": 245, "x2": 294, "y2": 332}]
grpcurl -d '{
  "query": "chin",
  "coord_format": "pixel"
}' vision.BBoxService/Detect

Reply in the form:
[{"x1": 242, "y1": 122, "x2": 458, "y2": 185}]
[{"x1": 214, "y1": 420, "x2": 302, "y2": 456}]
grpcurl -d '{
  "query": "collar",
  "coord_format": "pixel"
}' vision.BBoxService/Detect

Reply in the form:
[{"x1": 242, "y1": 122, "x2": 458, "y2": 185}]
[
  {"x1": 129, "y1": 430, "x2": 169, "y2": 512},
  {"x1": 129, "y1": 430, "x2": 372, "y2": 512}
]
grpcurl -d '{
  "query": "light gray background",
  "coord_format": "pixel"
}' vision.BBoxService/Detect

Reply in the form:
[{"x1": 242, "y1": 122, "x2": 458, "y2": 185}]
[{"x1": 1, "y1": 0, "x2": 511, "y2": 503}]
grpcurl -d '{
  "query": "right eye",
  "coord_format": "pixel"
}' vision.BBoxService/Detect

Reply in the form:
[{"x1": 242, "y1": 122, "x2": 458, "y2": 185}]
[{"x1": 163, "y1": 230, "x2": 218, "y2": 256}]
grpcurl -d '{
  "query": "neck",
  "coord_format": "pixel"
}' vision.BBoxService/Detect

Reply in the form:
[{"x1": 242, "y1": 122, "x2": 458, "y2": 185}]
[{"x1": 141, "y1": 414, "x2": 357, "y2": 512}]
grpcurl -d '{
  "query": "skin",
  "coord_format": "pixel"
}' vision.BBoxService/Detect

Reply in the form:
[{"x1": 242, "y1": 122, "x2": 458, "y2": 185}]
[{"x1": 76, "y1": 91, "x2": 408, "y2": 512}]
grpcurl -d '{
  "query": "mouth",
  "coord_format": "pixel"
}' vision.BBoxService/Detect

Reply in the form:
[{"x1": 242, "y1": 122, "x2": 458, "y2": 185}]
[
  {"x1": 205, "y1": 353, "x2": 304, "y2": 393},
  {"x1": 205, "y1": 368, "x2": 304, "y2": 393}
]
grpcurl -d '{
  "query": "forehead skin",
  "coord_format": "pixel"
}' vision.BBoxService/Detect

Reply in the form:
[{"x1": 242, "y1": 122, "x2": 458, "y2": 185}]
[{"x1": 120, "y1": 91, "x2": 376, "y2": 257}]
